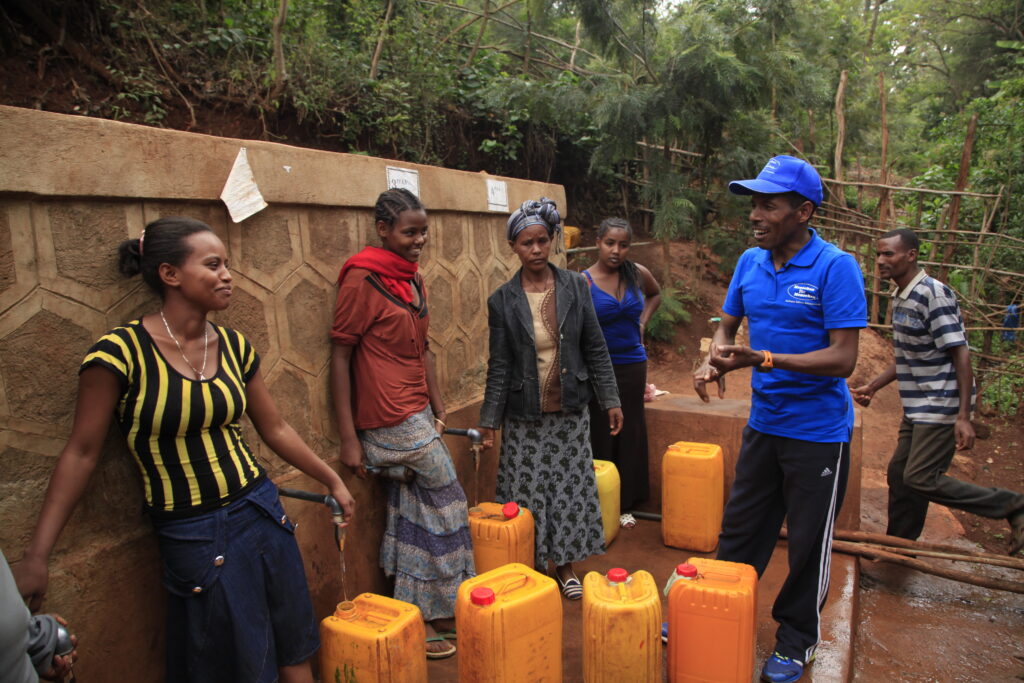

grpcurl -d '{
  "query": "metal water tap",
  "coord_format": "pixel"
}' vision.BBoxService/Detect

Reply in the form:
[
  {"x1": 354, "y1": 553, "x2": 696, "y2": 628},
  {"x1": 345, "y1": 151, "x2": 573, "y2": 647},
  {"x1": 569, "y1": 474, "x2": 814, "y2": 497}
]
[
  {"x1": 444, "y1": 427, "x2": 484, "y2": 505},
  {"x1": 278, "y1": 487, "x2": 349, "y2": 599}
]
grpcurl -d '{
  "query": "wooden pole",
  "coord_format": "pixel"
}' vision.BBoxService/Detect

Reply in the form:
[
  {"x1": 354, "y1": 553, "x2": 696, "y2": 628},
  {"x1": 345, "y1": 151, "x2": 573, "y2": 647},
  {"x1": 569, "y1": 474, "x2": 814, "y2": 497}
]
[
  {"x1": 833, "y1": 71, "x2": 849, "y2": 208},
  {"x1": 823, "y1": 178, "x2": 998, "y2": 198},
  {"x1": 938, "y1": 114, "x2": 978, "y2": 281},
  {"x1": 569, "y1": 18, "x2": 581, "y2": 69},
  {"x1": 970, "y1": 189, "x2": 1003, "y2": 301},
  {"x1": 267, "y1": 0, "x2": 289, "y2": 101},
  {"x1": 877, "y1": 73, "x2": 890, "y2": 231},
  {"x1": 464, "y1": 0, "x2": 490, "y2": 67},
  {"x1": 870, "y1": 255, "x2": 882, "y2": 325},
  {"x1": 856, "y1": 159, "x2": 864, "y2": 209},
  {"x1": 522, "y1": 6, "x2": 532, "y2": 74},
  {"x1": 781, "y1": 529, "x2": 1024, "y2": 593},
  {"x1": 830, "y1": 540, "x2": 1024, "y2": 594},
  {"x1": 834, "y1": 529, "x2": 1024, "y2": 564},
  {"x1": 807, "y1": 108, "x2": 815, "y2": 155},
  {"x1": 620, "y1": 162, "x2": 631, "y2": 219},
  {"x1": 861, "y1": 543, "x2": 1024, "y2": 571},
  {"x1": 369, "y1": 0, "x2": 395, "y2": 79}
]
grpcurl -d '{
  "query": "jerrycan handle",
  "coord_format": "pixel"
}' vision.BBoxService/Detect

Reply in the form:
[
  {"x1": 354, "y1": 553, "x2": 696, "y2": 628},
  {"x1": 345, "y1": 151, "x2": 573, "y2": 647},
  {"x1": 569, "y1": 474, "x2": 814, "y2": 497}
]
[
  {"x1": 494, "y1": 572, "x2": 531, "y2": 597},
  {"x1": 698, "y1": 571, "x2": 741, "y2": 584}
]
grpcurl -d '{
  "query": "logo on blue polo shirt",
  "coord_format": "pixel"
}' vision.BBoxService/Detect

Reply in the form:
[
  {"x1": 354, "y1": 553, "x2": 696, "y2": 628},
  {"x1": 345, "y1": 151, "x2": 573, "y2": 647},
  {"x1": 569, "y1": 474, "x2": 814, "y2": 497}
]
[{"x1": 786, "y1": 283, "x2": 820, "y2": 306}]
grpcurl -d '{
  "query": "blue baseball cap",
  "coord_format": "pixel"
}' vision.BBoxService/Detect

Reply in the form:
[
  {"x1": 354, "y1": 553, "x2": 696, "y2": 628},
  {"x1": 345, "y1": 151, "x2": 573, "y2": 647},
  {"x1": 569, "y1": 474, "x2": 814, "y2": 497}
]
[{"x1": 728, "y1": 155, "x2": 823, "y2": 207}]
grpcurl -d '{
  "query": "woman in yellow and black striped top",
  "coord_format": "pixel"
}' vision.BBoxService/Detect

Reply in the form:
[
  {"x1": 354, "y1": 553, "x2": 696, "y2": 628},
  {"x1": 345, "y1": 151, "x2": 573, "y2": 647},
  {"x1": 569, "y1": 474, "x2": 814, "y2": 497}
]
[
  {"x1": 83, "y1": 320, "x2": 264, "y2": 516},
  {"x1": 13, "y1": 216, "x2": 354, "y2": 683}
]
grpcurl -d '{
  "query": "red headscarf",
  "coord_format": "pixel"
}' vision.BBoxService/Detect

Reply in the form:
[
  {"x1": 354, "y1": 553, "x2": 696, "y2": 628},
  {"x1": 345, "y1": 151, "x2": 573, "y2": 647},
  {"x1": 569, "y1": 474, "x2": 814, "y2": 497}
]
[{"x1": 337, "y1": 246, "x2": 418, "y2": 303}]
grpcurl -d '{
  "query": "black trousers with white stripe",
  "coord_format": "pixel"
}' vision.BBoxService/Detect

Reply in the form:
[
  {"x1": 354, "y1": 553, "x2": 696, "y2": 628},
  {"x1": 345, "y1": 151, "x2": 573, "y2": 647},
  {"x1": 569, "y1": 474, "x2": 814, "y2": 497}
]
[{"x1": 717, "y1": 426, "x2": 849, "y2": 664}]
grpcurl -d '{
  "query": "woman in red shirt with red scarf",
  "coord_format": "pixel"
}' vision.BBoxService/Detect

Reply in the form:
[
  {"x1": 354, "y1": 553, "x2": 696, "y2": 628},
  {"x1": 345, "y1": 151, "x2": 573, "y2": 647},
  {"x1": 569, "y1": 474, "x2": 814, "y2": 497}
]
[{"x1": 330, "y1": 188, "x2": 473, "y2": 660}]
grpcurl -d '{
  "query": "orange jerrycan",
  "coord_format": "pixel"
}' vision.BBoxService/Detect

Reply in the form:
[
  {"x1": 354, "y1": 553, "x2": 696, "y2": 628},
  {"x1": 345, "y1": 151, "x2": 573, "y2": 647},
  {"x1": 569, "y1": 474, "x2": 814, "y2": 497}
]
[
  {"x1": 456, "y1": 562, "x2": 562, "y2": 682},
  {"x1": 661, "y1": 441, "x2": 724, "y2": 552},
  {"x1": 319, "y1": 593, "x2": 427, "y2": 683},
  {"x1": 593, "y1": 460, "x2": 621, "y2": 547},
  {"x1": 582, "y1": 568, "x2": 662, "y2": 683},
  {"x1": 468, "y1": 501, "x2": 535, "y2": 574},
  {"x1": 666, "y1": 558, "x2": 757, "y2": 683}
]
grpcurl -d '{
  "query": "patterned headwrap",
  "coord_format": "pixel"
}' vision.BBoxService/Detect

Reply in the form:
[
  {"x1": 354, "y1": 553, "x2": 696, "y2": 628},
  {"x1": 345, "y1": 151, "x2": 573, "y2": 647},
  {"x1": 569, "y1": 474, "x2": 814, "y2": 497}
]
[{"x1": 506, "y1": 197, "x2": 562, "y2": 244}]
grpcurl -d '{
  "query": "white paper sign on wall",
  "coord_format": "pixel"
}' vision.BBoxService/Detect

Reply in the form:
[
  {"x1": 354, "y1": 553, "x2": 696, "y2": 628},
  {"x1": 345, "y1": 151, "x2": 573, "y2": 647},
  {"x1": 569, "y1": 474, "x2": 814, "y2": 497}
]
[
  {"x1": 220, "y1": 147, "x2": 268, "y2": 223},
  {"x1": 386, "y1": 166, "x2": 420, "y2": 197},
  {"x1": 487, "y1": 179, "x2": 509, "y2": 212}
]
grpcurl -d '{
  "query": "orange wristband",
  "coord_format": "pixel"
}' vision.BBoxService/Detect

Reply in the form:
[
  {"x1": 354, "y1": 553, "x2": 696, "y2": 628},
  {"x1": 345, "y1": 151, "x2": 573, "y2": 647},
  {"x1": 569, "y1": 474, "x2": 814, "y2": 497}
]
[{"x1": 760, "y1": 350, "x2": 774, "y2": 369}]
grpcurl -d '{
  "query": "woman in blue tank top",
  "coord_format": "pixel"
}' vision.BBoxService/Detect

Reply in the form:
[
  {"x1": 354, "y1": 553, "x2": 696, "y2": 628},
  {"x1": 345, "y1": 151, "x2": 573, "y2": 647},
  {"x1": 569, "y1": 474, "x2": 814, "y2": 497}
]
[{"x1": 584, "y1": 218, "x2": 661, "y2": 526}]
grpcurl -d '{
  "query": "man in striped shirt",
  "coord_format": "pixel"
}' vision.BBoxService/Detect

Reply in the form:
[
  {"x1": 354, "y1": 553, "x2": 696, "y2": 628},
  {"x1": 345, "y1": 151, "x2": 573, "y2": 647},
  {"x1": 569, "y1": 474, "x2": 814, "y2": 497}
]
[{"x1": 852, "y1": 228, "x2": 1024, "y2": 555}]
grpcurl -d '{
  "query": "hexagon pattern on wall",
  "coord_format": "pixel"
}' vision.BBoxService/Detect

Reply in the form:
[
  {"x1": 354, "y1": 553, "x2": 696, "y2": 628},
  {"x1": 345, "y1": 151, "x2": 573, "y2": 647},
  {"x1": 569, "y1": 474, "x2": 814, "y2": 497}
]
[
  {"x1": 0, "y1": 107, "x2": 571, "y2": 683},
  {"x1": 34, "y1": 201, "x2": 143, "y2": 311},
  {"x1": 275, "y1": 265, "x2": 336, "y2": 375},
  {"x1": 301, "y1": 207, "x2": 364, "y2": 284},
  {"x1": 0, "y1": 201, "x2": 38, "y2": 316},
  {"x1": 230, "y1": 206, "x2": 304, "y2": 292},
  {"x1": 0, "y1": 291, "x2": 105, "y2": 429},
  {"x1": 0, "y1": 196, "x2": 524, "y2": 542},
  {"x1": 418, "y1": 211, "x2": 520, "y2": 406}
]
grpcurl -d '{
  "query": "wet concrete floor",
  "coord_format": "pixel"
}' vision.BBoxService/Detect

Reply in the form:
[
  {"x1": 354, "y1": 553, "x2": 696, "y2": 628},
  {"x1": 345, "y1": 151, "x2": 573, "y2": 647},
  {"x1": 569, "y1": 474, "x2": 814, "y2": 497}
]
[
  {"x1": 426, "y1": 518, "x2": 1024, "y2": 681},
  {"x1": 428, "y1": 518, "x2": 858, "y2": 682},
  {"x1": 853, "y1": 549, "x2": 1024, "y2": 681}
]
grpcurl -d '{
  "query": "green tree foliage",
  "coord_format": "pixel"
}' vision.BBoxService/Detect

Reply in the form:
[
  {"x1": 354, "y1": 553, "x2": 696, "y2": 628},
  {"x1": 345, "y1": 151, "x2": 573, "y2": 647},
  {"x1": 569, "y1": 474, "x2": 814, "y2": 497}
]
[
  {"x1": 5, "y1": 0, "x2": 1022, "y2": 410},
  {"x1": 2, "y1": 0, "x2": 1021, "y2": 259}
]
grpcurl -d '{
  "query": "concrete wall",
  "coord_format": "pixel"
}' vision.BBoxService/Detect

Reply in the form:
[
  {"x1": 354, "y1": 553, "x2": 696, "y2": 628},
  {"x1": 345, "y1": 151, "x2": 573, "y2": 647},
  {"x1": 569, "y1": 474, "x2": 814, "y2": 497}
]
[{"x1": 0, "y1": 105, "x2": 563, "y2": 682}]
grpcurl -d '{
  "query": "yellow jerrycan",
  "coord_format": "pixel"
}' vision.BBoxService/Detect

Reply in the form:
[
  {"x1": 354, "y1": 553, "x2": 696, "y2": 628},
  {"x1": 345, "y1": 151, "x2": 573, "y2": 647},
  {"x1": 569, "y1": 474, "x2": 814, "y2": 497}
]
[
  {"x1": 661, "y1": 441, "x2": 724, "y2": 552},
  {"x1": 666, "y1": 558, "x2": 757, "y2": 683},
  {"x1": 456, "y1": 562, "x2": 562, "y2": 682},
  {"x1": 592, "y1": 460, "x2": 621, "y2": 547},
  {"x1": 468, "y1": 501, "x2": 535, "y2": 575},
  {"x1": 319, "y1": 593, "x2": 427, "y2": 683},
  {"x1": 582, "y1": 568, "x2": 662, "y2": 683}
]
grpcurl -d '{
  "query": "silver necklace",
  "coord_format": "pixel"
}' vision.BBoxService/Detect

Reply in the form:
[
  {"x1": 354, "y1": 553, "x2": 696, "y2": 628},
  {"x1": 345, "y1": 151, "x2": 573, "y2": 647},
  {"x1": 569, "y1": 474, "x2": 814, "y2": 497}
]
[{"x1": 160, "y1": 310, "x2": 209, "y2": 380}]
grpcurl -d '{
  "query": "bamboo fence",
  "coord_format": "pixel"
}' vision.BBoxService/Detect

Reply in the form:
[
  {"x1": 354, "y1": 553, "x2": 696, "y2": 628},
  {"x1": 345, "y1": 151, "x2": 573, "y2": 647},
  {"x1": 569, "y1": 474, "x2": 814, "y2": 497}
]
[
  {"x1": 620, "y1": 75, "x2": 1023, "y2": 411},
  {"x1": 813, "y1": 173, "x2": 1023, "y2": 409}
]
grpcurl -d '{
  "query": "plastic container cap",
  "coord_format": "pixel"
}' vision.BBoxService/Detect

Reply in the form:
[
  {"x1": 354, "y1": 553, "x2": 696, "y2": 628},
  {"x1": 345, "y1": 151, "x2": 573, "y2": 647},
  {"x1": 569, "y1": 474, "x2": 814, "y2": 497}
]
[
  {"x1": 336, "y1": 600, "x2": 357, "y2": 620},
  {"x1": 501, "y1": 501, "x2": 520, "y2": 519},
  {"x1": 607, "y1": 568, "x2": 629, "y2": 583},
  {"x1": 676, "y1": 563, "x2": 698, "y2": 578},
  {"x1": 470, "y1": 587, "x2": 496, "y2": 606}
]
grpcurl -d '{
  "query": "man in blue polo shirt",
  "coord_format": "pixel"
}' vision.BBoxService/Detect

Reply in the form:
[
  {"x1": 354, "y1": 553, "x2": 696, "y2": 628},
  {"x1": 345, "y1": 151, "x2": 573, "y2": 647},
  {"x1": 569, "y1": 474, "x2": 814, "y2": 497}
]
[{"x1": 694, "y1": 156, "x2": 867, "y2": 683}]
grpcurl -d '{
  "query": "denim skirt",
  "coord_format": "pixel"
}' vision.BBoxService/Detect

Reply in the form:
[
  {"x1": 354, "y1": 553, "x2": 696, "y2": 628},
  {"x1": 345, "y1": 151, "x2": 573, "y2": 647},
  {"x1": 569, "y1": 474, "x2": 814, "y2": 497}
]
[{"x1": 152, "y1": 476, "x2": 319, "y2": 683}]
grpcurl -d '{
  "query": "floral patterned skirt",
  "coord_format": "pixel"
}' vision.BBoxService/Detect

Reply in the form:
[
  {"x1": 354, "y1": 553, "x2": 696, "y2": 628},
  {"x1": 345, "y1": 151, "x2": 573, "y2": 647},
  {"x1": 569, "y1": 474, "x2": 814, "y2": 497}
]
[
  {"x1": 497, "y1": 410, "x2": 605, "y2": 567},
  {"x1": 360, "y1": 405, "x2": 475, "y2": 620}
]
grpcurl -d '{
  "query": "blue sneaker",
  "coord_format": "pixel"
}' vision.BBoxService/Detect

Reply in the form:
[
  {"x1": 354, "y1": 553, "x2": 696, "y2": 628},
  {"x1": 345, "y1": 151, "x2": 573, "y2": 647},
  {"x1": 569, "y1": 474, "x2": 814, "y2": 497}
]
[
  {"x1": 760, "y1": 652, "x2": 805, "y2": 682},
  {"x1": 661, "y1": 622, "x2": 668, "y2": 644}
]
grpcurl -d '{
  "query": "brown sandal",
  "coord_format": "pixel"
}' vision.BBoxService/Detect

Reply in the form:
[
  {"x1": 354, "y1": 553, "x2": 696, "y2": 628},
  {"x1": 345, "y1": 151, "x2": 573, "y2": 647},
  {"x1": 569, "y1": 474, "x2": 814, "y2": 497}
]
[{"x1": 426, "y1": 635, "x2": 457, "y2": 659}]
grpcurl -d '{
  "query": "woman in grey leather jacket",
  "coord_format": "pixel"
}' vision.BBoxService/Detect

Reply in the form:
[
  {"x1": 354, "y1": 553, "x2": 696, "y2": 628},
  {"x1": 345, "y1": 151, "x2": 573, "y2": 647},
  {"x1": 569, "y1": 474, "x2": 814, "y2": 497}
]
[{"x1": 478, "y1": 198, "x2": 622, "y2": 600}]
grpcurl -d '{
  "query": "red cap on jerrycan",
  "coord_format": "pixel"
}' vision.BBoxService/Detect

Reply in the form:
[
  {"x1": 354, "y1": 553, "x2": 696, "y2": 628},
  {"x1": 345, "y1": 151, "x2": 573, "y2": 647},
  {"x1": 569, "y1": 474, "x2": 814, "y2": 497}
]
[
  {"x1": 676, "y1": 563, "x2": 698, "y2": 578},
  {"x1": 501, "y1": 502, "x2": 520, "y2": 519},
  {"x1": 663, "y1": 562, "x2": 698, "y2": 596},
  {"x1": 606, "y1": 568, "x2": 629, "y2": 584},
  {"x1": 470, "y1": 587, "x2": 496, "y2": 606}
]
